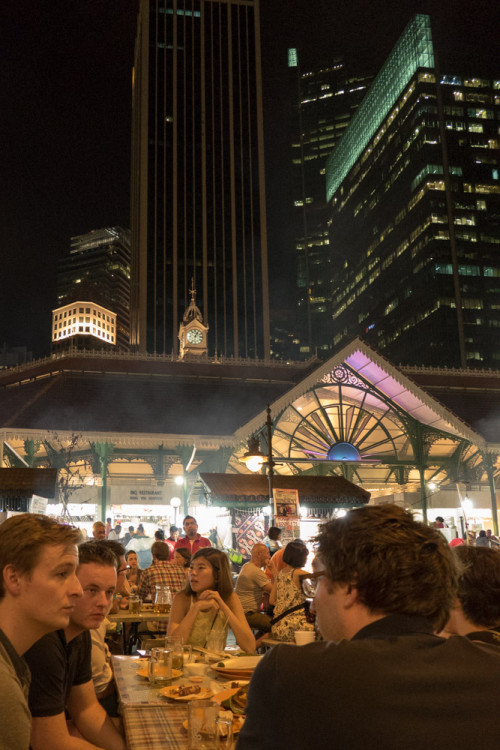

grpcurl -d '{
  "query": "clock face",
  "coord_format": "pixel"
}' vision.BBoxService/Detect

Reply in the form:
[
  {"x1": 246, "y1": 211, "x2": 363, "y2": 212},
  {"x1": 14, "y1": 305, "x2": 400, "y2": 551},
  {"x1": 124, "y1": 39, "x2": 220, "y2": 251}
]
[{"x1": 186, "y1": 328, "x2": 203, "y2": 345}]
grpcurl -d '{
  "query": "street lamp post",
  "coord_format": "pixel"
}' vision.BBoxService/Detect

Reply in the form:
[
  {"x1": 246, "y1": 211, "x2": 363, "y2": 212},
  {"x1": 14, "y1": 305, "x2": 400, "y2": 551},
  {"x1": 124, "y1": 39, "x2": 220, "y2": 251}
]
[
  {"x1": 170, "y1": 496, "x2": 181, "y2": 526},
  {"x1": 241, "y1": 404, "x2": 275, "y2": 508},
  {"x1": 265, "y1": 405, "x2": 275, "y2": 506}
]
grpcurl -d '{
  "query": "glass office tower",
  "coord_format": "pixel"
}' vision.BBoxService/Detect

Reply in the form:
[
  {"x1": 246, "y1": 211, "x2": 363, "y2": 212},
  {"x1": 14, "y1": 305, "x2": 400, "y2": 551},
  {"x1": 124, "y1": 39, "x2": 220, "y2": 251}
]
[
  {"x1": 130, "y1": 0, "x2": 270, "y2": 359},
  {"x1": 326, "y1": 15, "x2": 500, "y2": 368},
  {"x1": 287, "y1": 51, "x2": 373, "y2": 358}
]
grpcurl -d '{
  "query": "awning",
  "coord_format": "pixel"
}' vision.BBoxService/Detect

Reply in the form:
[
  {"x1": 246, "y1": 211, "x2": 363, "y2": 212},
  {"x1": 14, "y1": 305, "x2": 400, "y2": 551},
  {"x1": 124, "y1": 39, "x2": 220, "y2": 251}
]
[
  {"x1": 197, "y1": 472, "x2": 370, "y2": 508},
  {"x1": 0, "y1": 468, "x2": 58, "y2": 498}
]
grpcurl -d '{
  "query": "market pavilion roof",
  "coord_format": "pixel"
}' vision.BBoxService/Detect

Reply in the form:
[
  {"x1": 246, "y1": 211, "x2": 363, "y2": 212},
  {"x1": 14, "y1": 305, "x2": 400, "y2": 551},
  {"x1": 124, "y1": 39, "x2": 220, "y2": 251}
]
[{"x1": 1, "y1": 339, "x2": 499, "y2": 499}]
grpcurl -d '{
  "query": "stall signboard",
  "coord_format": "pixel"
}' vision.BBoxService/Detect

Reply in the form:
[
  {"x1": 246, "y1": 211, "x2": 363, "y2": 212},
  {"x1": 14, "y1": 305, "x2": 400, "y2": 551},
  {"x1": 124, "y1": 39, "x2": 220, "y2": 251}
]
[
  {"x1": 110, "y1": 485, "x2": 166, "y2": 505},
  {"x1": 30, "y1": 495, "x2": 48, "y2": 515},
  {"x1": 273, "y1": 488, "x2": 300, "y2": 544}
]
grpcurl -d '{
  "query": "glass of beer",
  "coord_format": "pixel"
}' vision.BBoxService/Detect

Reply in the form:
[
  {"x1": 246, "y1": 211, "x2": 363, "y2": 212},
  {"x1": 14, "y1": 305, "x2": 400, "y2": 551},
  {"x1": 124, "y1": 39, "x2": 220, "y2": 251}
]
[
  {"x1": 154, "y1": 585, "x2": 172, "y2": 614},
  {"x1": 165, "y1": 635, "x2": 188, "y2": 670},
  {"x1": 129, "y1": 595, "x2": 141, "y2": 615}
]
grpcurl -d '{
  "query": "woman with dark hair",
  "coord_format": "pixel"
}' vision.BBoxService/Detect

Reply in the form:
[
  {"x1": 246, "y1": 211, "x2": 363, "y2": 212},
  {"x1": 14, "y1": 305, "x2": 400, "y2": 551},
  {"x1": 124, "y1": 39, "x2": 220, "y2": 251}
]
[
  {"x1": 174, "y1": 547, "x2": 191, "y2": 569},
  {"x1": 125, "y1": 549, "x2": 143, "y2": 590},
  {"x1": 263, "y1": 526, "x2": 282, "y2": 556},
  {"x1": 270, "y1": 540, "x2": 314, "y2": 641},
  {"x1": 167, "y1": 548, "x2": 255, "y2": 652}
]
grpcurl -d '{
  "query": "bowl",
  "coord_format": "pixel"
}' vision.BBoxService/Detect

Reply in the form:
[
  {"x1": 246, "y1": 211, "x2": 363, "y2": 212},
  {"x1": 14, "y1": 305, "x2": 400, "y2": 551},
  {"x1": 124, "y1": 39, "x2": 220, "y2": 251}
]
[{"x1": 294, "y1": 631, "x2": 315, "y2": 645}]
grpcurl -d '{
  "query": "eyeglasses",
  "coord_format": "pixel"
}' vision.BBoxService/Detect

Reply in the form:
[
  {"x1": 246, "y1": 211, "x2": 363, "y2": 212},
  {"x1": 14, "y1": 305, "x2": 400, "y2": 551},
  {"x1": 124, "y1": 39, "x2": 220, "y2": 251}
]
[
  {"x1": 299, "y1": 571, "x2": 326, "y2": 598},
  {"x1": 118, "y1": 566, "x2": 130, "y2": 574}
]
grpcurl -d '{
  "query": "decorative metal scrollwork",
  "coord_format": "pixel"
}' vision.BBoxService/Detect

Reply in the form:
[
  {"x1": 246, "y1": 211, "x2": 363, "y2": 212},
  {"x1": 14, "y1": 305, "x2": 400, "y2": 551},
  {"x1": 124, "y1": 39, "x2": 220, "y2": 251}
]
[{"x1": 320, "y1": 366, "x2": 366, "y2": 389}]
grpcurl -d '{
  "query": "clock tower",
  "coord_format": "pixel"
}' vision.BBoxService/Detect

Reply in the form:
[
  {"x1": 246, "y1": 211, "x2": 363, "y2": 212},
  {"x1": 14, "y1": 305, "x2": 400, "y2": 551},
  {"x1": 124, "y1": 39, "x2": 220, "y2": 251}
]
[{"x1": 178, "y1": 286, "x2": 209, "y2": 359}]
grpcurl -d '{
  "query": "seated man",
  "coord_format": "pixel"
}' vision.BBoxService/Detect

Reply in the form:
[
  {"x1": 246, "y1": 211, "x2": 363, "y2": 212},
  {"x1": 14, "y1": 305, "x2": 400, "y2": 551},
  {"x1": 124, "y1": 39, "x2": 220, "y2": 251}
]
[
  {"x1": 92, "y1": 522, "x2": 106, "y2": 541},
  {"x1": 0, "y1": 514, "x2": 81, "y2": 750},
  {"x1": 89, "y1": 541, "x2": 130, "y2": 716},
  {"x1": 235, "y1": 543, "x2": 272, "y2": 635},
  {"x1": 444, "y1": 545, "x2": 500, "y2": 644},
  {"x1": 24, "y1": 542, "x2": 126, "y2": 750},
  {"x1": 138, "y1": 541, "x2": 187, "y2": 632},
  {"x1": 238, "y1": 504, "x2": 500, "y2": 750}
]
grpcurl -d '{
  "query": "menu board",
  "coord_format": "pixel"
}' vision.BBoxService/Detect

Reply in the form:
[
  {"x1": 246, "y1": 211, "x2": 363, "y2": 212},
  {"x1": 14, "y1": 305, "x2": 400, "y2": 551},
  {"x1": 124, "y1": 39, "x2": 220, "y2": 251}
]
[{"x1": 273, "y1": 488, "x2": 300, "y2": 543}]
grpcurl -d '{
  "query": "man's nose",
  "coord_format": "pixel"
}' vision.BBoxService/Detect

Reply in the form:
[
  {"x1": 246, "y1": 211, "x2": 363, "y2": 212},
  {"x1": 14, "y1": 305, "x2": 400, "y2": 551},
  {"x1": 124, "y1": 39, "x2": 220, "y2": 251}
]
[
  {"x1": 71, "y1": 575, "x2": 83, "y2": 598},
  {"x1": 96, "y1": 590, "x2": 110, "y2": 607}
]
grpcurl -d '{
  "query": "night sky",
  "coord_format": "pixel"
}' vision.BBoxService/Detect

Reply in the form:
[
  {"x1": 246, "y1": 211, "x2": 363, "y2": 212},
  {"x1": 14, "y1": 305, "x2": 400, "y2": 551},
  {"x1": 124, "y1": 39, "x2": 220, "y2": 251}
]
[{"x1": 1, "y1": 0, "x2": 498, "y2": 357}]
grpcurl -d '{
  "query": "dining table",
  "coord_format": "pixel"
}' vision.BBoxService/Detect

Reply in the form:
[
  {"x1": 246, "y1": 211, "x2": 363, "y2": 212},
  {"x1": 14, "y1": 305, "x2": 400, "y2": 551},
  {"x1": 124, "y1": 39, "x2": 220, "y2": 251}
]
[
  {"x1": 108, "y1": 610, "x2": 171, "y2": 654},
  {"x1": 112, "y1": 653, "x2": 246, "y2": 750}
]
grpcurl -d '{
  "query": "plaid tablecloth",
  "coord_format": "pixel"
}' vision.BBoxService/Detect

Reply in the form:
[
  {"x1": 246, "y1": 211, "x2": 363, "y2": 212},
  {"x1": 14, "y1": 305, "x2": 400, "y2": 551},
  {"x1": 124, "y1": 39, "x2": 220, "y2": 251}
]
[
  {"x1": 123, "y1": 704, "x2": 189, "y2": 750},
  {"x1": 113, "y1": 655, "x2": 168, "y2": 706},
  {"x1": 113, "y1": 654, "x2": 240, "y2": 749}
]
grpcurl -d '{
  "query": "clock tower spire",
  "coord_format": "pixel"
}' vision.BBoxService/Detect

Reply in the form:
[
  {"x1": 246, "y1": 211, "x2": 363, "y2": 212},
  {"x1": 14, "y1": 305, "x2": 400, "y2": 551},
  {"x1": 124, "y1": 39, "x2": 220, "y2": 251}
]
[{"x1": 178, "y1": 282, "x2": 209, "y2": 359}]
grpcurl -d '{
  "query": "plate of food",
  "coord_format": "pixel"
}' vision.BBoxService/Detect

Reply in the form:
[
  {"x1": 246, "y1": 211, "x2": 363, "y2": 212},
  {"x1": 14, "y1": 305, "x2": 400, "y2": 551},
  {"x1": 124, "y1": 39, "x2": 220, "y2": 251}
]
[
  {"x1": 160, "y1": 684, "x2": 213, "y2": 702},
  {"x1": 218, "y1": 657, "x2": 261, "y2": 670},
  {"x1": 219, "y1": 684, "x2": 248, "y2": 716},
  {"x1": 221, "y1": 680, "x2": 250, "y2": 690},
  {"x1": 211, "y1": 656, "x2": 261, "y2": 679},
  {"x1": 136, "y1": 667, "x2": 182, "y2": 680}
]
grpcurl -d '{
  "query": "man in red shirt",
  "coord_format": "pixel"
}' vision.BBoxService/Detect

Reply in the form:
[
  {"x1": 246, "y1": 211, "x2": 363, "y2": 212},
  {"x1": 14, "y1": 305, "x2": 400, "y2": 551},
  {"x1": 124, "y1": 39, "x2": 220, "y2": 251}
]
[
  {"x1": 174, "y1": 516, "x2": 211, "y2": 554},
  {"x1": 165, "y1": 525, "x2": 179, "y2": 561}
]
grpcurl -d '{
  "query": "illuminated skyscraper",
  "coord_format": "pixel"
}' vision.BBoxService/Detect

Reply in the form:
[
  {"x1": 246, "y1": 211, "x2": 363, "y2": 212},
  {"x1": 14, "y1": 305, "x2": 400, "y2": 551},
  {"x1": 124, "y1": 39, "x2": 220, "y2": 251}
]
[
  {"x1": 326, "y1": 15, "x2": 500, "y2": 368},
  {"x1": 55, "y1": 227, "x2": 131, "y2": 351},
  {"x1": 131, "y1": 0, "x2": 270, "y2": 359},
  {"x1": 286, "y1": 51, "x2": 373, "y2": 358}
]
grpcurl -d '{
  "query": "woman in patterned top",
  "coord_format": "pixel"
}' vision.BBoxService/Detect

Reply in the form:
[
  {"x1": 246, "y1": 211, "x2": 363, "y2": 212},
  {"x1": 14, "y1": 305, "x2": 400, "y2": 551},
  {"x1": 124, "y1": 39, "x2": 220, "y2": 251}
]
[{"x1": 270, "y1": 540, "x2": 314, "y2": 641}]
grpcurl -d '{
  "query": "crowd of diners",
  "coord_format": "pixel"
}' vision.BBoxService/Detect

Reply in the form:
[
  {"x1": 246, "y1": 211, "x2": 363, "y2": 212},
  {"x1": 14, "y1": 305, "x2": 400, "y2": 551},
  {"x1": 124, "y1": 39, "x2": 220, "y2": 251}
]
[{"x1": 1, "y1": 506, "x2": 500, "y2": 750}]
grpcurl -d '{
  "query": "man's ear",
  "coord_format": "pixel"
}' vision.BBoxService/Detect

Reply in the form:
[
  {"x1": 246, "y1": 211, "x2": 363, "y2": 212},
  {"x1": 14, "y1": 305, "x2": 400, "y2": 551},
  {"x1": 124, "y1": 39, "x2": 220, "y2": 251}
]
[
  {"x1": 2, "y1": 564, "x2": 23, "y2": 596},
  {"x1": 344, "y1": 583, "x2": 359, "y2": 609}
]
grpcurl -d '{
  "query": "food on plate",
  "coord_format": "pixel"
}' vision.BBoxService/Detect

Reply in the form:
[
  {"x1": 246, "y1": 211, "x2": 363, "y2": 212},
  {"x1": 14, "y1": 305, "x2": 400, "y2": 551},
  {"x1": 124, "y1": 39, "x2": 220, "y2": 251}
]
[
  {"x1": 172, "y1": 685, "x2": 201, "y2": 697},
  {"x1": 221, "y1": 684, "x2": 248, "y2": 716},
  {"x1": 160, "y1": 685, "x2": 213, "y2": 701}
]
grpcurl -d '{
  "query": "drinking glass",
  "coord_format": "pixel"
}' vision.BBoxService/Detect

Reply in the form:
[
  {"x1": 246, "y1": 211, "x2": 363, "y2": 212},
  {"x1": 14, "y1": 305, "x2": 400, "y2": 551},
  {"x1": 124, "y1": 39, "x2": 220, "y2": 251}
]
[
  {"x1": 154, "y1": 585, "x2": 172, "y2": 614},
  {"x1": 215, "y1": 715, "x2": 234, "y2": 748},
  {"x1": 206, "y1": 631, "x2": 226, "y2": 655},
  {"x1": 165, "y1": 635, "x2": 185, "y2": 670},
  {"x1": 129, "y1": 595, "x2": 141, "y2": 615},
  {"x1": 148, "y1": 647, "x2": 172, "y2": 685},
  {"x1": 187, "y1": 700, "x2": 219, "y2": 749}
]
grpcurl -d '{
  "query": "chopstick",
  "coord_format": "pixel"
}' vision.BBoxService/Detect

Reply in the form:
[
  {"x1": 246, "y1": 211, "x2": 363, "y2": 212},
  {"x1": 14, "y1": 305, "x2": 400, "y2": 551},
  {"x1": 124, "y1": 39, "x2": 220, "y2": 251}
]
[{"x1": 191, "y1": 645, "x2": 230, "y2": 660}]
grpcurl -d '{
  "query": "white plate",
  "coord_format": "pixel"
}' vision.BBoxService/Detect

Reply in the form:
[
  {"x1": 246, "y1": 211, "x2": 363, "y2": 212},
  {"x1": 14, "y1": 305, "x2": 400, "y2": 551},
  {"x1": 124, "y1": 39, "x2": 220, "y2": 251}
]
[
  {"x1": 136, "y1": 667, "x2": 182, "y2": 679},
  {"x1": 216, "y1": 656, "x2": 262, "y2": 670}
]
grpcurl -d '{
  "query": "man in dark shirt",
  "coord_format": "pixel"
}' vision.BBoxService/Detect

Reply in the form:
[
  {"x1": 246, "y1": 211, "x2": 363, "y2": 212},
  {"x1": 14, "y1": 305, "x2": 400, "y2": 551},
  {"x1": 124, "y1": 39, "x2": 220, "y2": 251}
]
[
  {"x1": 444, "y1": 545, "x2": 500, "y2": 644},
  {"x1": 24, "y1": 542, "x2": 125, "y2": 750},
  {"x1": 238, "y1": 504, "x2": 500, "y2": 750},
  {"x1": 0, "y1": 514, "x2": 82, "y2": 750}
]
